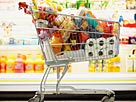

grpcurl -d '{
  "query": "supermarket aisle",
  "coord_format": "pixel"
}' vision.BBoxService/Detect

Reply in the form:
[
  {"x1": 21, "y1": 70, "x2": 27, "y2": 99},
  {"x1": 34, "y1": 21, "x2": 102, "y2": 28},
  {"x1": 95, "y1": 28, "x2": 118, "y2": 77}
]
[{"x1": 0, "y1": 101, "x2": 136, "y2": 102}]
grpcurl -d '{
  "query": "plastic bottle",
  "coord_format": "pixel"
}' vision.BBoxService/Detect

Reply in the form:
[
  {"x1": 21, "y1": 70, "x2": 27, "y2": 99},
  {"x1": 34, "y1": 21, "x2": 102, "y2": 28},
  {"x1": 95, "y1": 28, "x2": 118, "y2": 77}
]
[
  {"x1": 107, "y1": 59, "x2": 113, "y2": 72},
  {"x1": 126, "y1": 55, "x2": 134, "y2": 72},
  {"x1": 113, "y1": 56, "x2": 120, "y2": 72},
  {"x1": 97, "y1": 60, "x2": 102, "y2": 72},
  {"x1": 34, "y1": 54, "x2": 44, "y2": 73},
  {"x1": 109, "y1": 56, "x2": 120, "y2": 72},
  {"x1": 108, "y1": 58, "x2": 114, "y2": 72},
  {"x1": 0, "y1": 56, "x2": 7, "y2": 73},
  {"x1": 89, "y1": 60, "x2": 95, "y2": 72},
  {"x1": 14, "y1": 54, "x2": 25, "y2": 73},
  {"x1": 6, "y1": 54, "x2": 15, "y2": 73},
  {"x1": 95, "y1": 60, "x2": 100, "y2": 72},
  {"x1": 102, "y1": 60, "x2": 108, "y2": 72},
  {"x1": 119, "y1": 15, "x2": 124, "y2": 26},
  {"x1": 25, "y1": 54, "x2": 34, "y2": 73}
]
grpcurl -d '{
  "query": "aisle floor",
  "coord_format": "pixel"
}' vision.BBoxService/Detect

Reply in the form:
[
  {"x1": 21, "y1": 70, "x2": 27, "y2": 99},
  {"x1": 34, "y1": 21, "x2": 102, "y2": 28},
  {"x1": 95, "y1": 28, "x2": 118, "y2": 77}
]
[{"x1": 0, "y1": 101, "x2": 136, "y2": 102}]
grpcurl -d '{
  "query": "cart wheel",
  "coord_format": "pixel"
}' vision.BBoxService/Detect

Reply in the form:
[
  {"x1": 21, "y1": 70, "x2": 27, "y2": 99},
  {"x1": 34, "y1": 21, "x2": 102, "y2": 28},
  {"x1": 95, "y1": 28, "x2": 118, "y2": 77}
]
[
  {"x1": 101, "y1": 95, "x2": 114, "y2": 102},
  {"x1": 28, "y1": 94, "x2": 44, "y2": 102}
]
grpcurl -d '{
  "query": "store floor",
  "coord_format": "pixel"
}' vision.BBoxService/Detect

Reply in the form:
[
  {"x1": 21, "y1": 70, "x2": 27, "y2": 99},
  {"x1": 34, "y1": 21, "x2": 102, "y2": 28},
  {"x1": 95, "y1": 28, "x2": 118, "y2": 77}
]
[{"x1": 0, "y1": 101, "x2": 136, "y2": 102}]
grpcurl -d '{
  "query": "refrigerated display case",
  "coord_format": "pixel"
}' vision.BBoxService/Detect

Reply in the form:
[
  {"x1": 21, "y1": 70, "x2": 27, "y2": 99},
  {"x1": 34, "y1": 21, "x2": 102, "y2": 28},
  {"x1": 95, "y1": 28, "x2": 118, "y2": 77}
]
[{"x1": 0, "y1": 0, "x2": 136, "y2": 100}]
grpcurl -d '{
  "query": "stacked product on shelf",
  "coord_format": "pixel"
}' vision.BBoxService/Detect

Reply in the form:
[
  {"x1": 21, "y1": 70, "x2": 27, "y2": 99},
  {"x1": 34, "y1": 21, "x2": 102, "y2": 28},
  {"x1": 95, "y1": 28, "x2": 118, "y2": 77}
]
[
  {"x1": 126, "y1": 54, "x2": 136, "y2": 72},
  {"x1": 0, "y1": 0, "x2": 135, "y2": 74},
  {"x1": 89, "y1": 55, "x2": 120, "y2": 72},
  {"x1": 0, "y1": 54, "x2": 73, "y2": 74},
  {"x1": 0, "y1": 56, "x2": 7, "y2": 73},
  {"x1": 120, "y1": 36, "x2": 136, "y2": 45},
  {"x1": 0, "y1": 53, "x2": 121, "y2": 73},
  {"x1": 0, "y1": 54, "x2": 45, "y2": 73},
  {"x1": 0, "y1": 37, "x2": 39, "y2": 45}
]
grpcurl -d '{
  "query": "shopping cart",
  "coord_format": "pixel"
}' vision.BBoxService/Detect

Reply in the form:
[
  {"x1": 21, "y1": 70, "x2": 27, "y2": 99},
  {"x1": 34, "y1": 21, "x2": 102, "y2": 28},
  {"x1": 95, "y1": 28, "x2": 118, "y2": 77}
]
[{"x1": 18, "y1": 1, "x2": 120, "y2": 102}]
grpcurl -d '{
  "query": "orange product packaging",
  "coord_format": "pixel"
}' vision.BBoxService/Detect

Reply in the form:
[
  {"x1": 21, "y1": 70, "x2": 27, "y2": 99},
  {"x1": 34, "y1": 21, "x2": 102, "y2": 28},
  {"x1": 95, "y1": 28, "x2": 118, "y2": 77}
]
[
  {"x1": 25, "y1": 54, "x2": 34, "y2": 73},
  {"x1": 34, "y1": 54, "x2": 44, "y2": 73},
  {"x1": 14, "y1": 54, "x2": 25, "y2": 73},
  {"x1": 50, "y1": 31, "x2": 63, "y2": 54},
  {"x1": 0, "y1": 56, "x2": 7, "y2": 73},
  {"x1": 6, "y1": 54, "x2": 15, "y2": 73},
  {"x1": 87, "y1": 10, "x2": 103, "y2": 32}
]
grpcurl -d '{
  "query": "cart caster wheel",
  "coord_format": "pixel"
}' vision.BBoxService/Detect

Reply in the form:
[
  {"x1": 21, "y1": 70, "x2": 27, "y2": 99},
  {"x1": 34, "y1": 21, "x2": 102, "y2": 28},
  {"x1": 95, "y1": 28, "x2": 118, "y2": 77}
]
[
  {"x1": 101, "y1": 95, "x2": 114, "y2": 102},
  {"x1": 28, "y1": 94, "x2": 44, "y2": 102}
]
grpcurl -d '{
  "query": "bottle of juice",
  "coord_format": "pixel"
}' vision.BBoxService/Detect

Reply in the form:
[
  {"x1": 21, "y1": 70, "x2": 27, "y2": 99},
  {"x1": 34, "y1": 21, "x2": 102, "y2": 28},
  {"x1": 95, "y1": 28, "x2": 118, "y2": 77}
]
[
  {"x1": 97, "y1": 60, "x2": 102, "y2": 72},
  {"x1": 107, "y1": 59, "x2": 113, "y2": 72},
  {"x1": 102, "y1": 60, "x2": 108, "y2": 72},
  {"x1": 113, "y1": 56, "x2": 120, "y2": 72},
  {"x1": 25, "y1": 54, "x2": 34, "y2": 73},
  {"x1": 95, "y1": 60, "x2": 100, "y2": 72},
  {"x1": 6, "y1": 54, "x2": 15, "y2": 73},
  {"x1": 34, "y1": 54, "x2": 44, "y2": 73},
  {"x1": 126, "y1": 55, "x2": 134, "y2": 72},
  {"x1": 14, "y1": 54, "x2": 25, "y2": 73},
  {"x1": 0, "y1": 56, "x2": 7, "y2": 73}
]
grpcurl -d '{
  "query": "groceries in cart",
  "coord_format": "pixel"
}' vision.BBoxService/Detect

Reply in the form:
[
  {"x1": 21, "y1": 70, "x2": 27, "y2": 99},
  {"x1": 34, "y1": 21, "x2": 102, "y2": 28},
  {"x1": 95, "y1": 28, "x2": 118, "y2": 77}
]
[
  {"x1": 18, "y1": 1, "x2": 118, "y2": 101},
  {"x1": 18, "y1": 1, "x2": 120, "y2": 61}
]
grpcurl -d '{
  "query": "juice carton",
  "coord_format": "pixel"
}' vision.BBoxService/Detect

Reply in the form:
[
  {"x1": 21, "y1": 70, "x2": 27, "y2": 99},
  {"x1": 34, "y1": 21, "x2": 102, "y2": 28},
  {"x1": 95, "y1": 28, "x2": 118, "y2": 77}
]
[
  {"x1": 107, "y1": 64, "x2": 111, "y2": 72},
  {"x1": 25, "y1": 54, "x2": 34, "y2": 73},
  {"x1": 95, "y1": 60, "x2": 107, "y2": 72},
  {"x1": 109, "y1": 56, "x2": 121, "y2": 72},
  {"x1": 34, "y1": 54, "x2": 44, "y2": 73},
  {"x1": 6, "y1": 54, "x2": 15, "y2": 73},
  {"x1": 102, "y1": 60, "x2": 108, "y2": 72},
  {"x1": 97, "y1": 60, "x2": 103, "y2": 72},
  {"x1": 107, "y1": 59, "x2": 113, "y2": 72},
  {"x1": 113, "y1": 56, "x2": 121, "y2": 72},
  {"x1": 89, "y1": 60, "x2": 95, "y2": 72},
  {"x1": 126, "y1": 55, "x2": 134, "y2": 72},
  {"x1": 14, "y1": 54, "x2": 25, "y2": 73},
  {"x1": 0, "y1": 56, "x2": 7, "y2": 73}
]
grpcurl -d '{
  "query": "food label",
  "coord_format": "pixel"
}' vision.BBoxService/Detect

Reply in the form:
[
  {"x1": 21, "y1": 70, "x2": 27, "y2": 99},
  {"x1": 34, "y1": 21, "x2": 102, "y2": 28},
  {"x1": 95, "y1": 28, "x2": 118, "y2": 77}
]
[{"x1": 26, "y1": 64, "x2": 33, "y2": 69}]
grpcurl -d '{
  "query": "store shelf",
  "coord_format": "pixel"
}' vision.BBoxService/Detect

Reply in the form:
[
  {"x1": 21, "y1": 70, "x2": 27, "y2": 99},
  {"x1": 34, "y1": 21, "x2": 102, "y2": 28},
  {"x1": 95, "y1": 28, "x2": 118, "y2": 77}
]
[
  {"x1": 1, "y1": 72, "x2": 136, "y2": 82},
  {"x1": 0, "y1": 45, "x2": 42, "y2": 55},
  {"x1": 0, "y1": 73, "x2": 136, "y2": 91},
  {"x1": 0, "y1": 45, "x2": 40, "y2": 51},
  {"x1": 120, "y1": 44, "x2": 136, "y2": 50},
  {"x1": 0, "y1": 44, "x2": 135, "y2": 52},
  {"x1": 120, "y1": 27, "x2": 136, "y2": 36}
]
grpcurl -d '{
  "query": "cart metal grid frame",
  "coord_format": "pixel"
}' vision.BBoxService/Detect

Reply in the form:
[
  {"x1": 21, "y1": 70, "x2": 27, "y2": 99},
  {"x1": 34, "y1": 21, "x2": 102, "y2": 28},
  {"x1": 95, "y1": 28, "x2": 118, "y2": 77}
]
[{"x1": 18, "y1": 1, "x2": 120, "y2": 102}]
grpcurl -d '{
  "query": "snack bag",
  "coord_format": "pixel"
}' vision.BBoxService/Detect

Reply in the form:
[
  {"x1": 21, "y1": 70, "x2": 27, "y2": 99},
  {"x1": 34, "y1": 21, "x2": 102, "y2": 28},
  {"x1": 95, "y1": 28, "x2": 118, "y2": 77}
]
[
  {"x1": 59, "y1": 17, "x2": 76, "y2": 42},
  {"x1": 86, "y1": 11, "x2": 103, "y2": 32},
  {"x1": 68, "y1": 32, "x2": 80, "y2": 50},
  {"x1": 101, "y1": 21, "x2": 114, "y2": 38},
  {"x1": 50, "y1": 31, "x2": 63, "y2": 54}
]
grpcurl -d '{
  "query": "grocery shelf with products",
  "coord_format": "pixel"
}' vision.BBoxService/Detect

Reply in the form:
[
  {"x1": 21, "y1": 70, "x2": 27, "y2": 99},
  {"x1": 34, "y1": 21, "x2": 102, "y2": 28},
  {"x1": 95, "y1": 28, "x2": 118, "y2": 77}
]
[{"x1": 0, "y1": 0, "x2": 136, "y2": 94}]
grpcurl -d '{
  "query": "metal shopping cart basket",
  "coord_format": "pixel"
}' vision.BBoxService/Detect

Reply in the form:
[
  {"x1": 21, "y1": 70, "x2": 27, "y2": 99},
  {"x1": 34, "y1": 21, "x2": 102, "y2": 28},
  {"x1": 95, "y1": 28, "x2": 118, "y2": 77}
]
[{"x1": 18, "y1": 1, "x2": 120, "y2": 102}]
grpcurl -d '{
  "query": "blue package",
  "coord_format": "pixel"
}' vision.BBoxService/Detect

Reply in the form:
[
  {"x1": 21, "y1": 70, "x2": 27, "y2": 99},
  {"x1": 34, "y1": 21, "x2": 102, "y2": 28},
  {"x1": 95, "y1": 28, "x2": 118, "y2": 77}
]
[
  {"x1": 73, "y1": 18, "x2": 83, "y2": 28},
  {"x1": 86, "y1": 13, "x2": 98, "y2": 28},
  {"x1": 89, "y1": 29, "x2": 102, "y2": 38}
]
